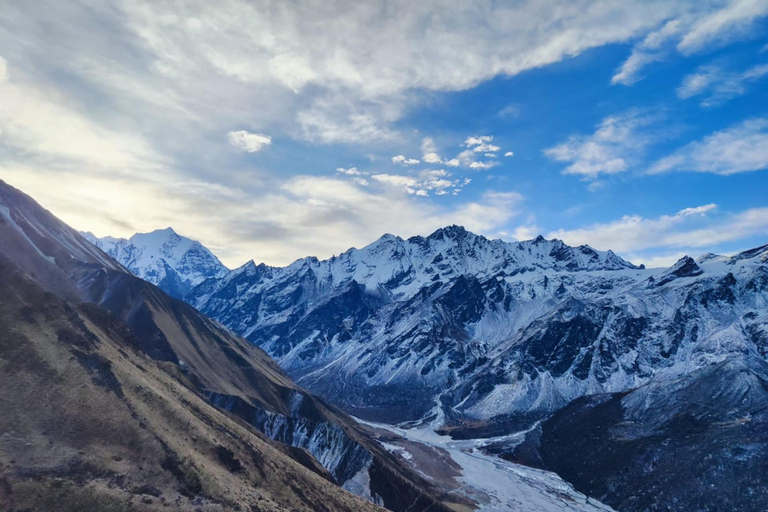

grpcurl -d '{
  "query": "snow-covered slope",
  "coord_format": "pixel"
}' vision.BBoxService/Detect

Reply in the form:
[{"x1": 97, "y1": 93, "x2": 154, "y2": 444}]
[
  {"x1": 362, "y1": 417, "x2": 615, "y2": 512},
  {"x1": 82, "y1": 228, "x2": 230, "y2": 299},
  {"x1": 92, "y1": 223, "x2": 768, "y2": 433},
  {"x1": 507, "y1": 354, "x2": 768, "y2": 511},
  {"x1": 80, "y1": 220, "x2": 768, "y2": 512},
  {"x1": 178, "y1": 226, "x2": 764, "y2": 425}
]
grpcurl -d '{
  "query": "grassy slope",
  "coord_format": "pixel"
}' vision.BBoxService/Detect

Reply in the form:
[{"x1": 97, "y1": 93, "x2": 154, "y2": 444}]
[{"x1": 0, "y1": 259, "x2": 384, "y2": 512}]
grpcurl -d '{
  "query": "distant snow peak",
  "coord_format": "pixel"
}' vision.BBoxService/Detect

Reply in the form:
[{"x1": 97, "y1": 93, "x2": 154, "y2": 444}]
[{"x1": 81, "y1": 228, "x2": 229, "y2": 299}]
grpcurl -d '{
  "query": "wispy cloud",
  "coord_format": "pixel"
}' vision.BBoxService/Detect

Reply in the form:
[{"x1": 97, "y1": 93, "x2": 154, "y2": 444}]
[
  {"x1": 5, "y1": 0, "x2": 746, "y2": 150},
  {"x1": 649, "y1": 118, "x2": 768, "y2": 175},
  {"x1": 371, "y1": 170, "x2": 470, "y2": 196},
  {"x1": 4, "y1": 167, "x2": 519, "y2": 267},
  {"x1": 613, "y1": 1, "x2": 768, "y2": 85},
  {"x1": 3, "y1": 1, "x2": 767, "y2": 271},
  {"x1": 677, "y1": 62, "x2": 768, "y2": 106},
  {"x1": 421, "y1": 135, "x2": 504, "y2": 170},
  {"x1": 391, "y1": 155, "x2": 420, "y2": 166},
  {"x1": 545, "y1": 111, "x2": 657, "y2": 179},
  {"x1": 677, "y1": 0, "x2": 768, "y2": 54},
  {"x1": 0, "y1": 75, "x2": 167, "y2": 176},
  {"x1": 611, "y1": 20, "x2": 681, "y2": 85},
  {"x1": 336, "y1": 167, "x2": 366, "y2": 176},
  {"x1": 498, "y1": 104, "x2": 521, "y2": 118},
  {"x1": 548, "y1": 203, "x2": 768, "y2": 258}
]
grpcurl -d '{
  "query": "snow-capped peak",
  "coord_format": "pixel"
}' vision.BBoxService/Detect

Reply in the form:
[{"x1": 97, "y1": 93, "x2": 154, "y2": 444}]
[{"x1": 81, "y1": 228, "x2": 230, "y2": 298}]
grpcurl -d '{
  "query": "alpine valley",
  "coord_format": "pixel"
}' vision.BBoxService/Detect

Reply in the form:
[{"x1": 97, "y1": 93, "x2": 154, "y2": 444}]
[
  {"x1": 1, "y1": 182, "x2": 618, "y2": 512},
  {"x1": 86, "y1": 217, "x2": 768, "y2": 511}
]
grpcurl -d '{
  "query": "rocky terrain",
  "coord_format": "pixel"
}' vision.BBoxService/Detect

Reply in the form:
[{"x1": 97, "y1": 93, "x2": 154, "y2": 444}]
[
  {"x1": 0, "y1": 180, "x2": 458, "y2": 512},
  {"x1": 83, "y1": 205, "x2": 768, "y2": 511}
]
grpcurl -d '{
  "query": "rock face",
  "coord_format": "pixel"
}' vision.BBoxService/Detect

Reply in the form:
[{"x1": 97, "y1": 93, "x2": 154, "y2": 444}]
[
  {"x1": 509, "y1": 355, "x2": 768, "y2": 511},
  {"x1": 0, "y1": 257, "x2": 386, "y2": 512},
  {"x1": 82, "y1": 228, "x2": 229, "y2": 299},
  {"x1": 180, "y1": 225, "x2": 768, "y2": 431},
  {"x1": 0, "y1": 180, "x2": 456, "y2": 512}
]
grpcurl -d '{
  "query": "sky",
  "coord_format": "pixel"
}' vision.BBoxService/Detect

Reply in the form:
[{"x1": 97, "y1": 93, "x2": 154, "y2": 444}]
[{"x1": 1, "y1": 0, "x2": 767, "y2": 268}]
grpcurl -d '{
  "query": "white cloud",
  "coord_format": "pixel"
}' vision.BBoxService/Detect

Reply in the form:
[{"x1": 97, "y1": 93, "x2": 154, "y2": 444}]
[
  {"x1": 405, "y1": 135, "x2": 505, "y2": 170},
  {"x1": 4, "y1": 1, "x2": 765, "y2": 154},
  {"x1": 453, "y1": 191, "x2": 524, "y2": 228},
  {"x1": 649, "y1": 118, "x2": 768, "y2": 175},
  {"x1": 626, "y1": 251, "x2": 691, "y2": 268},
  {"x1": 473, "y1": 143, "x2": 501, "y2": 153},
  {"x1": 421, "y1": 137, "x2": 438, "y2": 154},
  {"x1": 468, "y1": 161, "x2": 498, "y2": 170},
  {"x1": 545, "y1": 111, "x2": 656, "y2": 178},
  {"x1": 613, "y1": 2, "x2": 768, "y2": 86},
  {"x1": 336, "y1": 167, "x2": 366, "y2": 175},
  {"x1": 510, "y1": 224, "x2": 542, "y2": 241},
  {"x1": 547, "y1": 203, "x2": 768, "y2": 255},
  {"x1": 677, "y1": 65, "x2": 721, "y2": 98},
  {"x1": 504, "y1": 151, "x2": 514, "y2": 157},
  {"x1": 227, "y1": 130, "x2": 272, "y2": 152},
  {"x1": 274, "y1": 177, "x2": 522, "y2": 260},
  {"x1": 465, "y1": 135, "x2": 494, "y2": 147},
  {"x1": 677, "y1": 63, "x2": 768, "y2": 106},
  {"x1": 454, "y1": 148, "x2": 500, "y2": 170},
  {"x1": 6, "y1": 166, "x2": 521, "y2": 268},
  {"x1": 296, "y1": 95, "x2": 402, "y2": 143},
  {"x1": 371, "y1": 173, "x2": 419, "y2": 188},
  {"x1": 611, "y1": 20, "x2": 681, "y2": 85},
  {"x1": 0, "y1": 56, "x2": 7, "y2": 82},
  {"x1": 0, "y1": 78, "x2": 166, "y2": 174},
  {"x1": 391, "y1": 155, "x2": 420, "y2": 166},
  {"x1": 677, "y1": 0, "x2": 768, "y2": 54},
  {"x1": 611, "y1": 51, "x2": 666, "y2": 85},
  {"x1": 6, "y1": 1, "x2": 768, "y2": 271},
  {"x1": 371, "y1": 169, "x2": 468, "y2": 196},
  {"x1": 678, "y1": 203, "x2": 718, "y2": 217}
]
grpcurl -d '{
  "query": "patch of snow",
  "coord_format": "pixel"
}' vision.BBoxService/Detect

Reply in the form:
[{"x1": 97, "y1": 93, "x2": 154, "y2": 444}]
[{"x1": 358, "y1": 418, "x2": 614, "y2": 512}]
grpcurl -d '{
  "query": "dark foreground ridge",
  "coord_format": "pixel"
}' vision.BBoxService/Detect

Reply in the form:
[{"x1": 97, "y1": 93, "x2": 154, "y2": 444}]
[{"x1": 0, "y1": 179, "x2": 459, "y2": 511}]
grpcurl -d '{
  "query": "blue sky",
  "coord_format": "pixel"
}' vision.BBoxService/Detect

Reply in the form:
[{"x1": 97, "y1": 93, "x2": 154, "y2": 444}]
[{"x1": 1, "y1": 1, "x2": 767, "y2": 267}]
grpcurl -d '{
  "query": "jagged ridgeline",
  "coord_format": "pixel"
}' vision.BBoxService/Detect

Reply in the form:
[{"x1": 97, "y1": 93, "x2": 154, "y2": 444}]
[
  {"x1": 0, "y1": 179, "x2": 459, "y2": 512},
  {"x1": 88, "y1": 214, "x2": 768, "y2": 511}
]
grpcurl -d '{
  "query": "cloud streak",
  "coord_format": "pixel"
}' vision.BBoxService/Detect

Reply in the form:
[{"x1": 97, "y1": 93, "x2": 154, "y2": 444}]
[
  {"x1": 649, "y1": 118, "x2": 768, "y2": 175},
  {"x1": 547, "y1": 203, "x2": 768, "y2": 261},
  {"x1": 2, "y1": 1, "x2": 766, "y2": 271},
  {"x1": 2, "y1": 169, "x2": 519, "y2": 268},
  {"x1": 612, "y1": 1, "x2": 768, "y2": 85},
  {"x1": 677, "y1": 62, "x2": 768, "y2": 106},
  {"x1": 545, "y1": 111, "x2": 657, "y2": 179}
]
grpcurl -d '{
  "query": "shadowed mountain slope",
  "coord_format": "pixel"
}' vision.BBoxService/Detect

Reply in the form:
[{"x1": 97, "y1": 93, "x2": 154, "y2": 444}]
[
  {"x1": 0, "y1": 257, "x2": 381, "y2": 512},
  {"x1": 0, "y1": 179, "x2": 457, "y2": 512},
  {"x1": 507, "y1": 356, "x2": 768, "y2": 511}
]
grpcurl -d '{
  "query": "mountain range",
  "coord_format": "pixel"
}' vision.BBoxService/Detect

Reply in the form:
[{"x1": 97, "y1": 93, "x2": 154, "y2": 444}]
[
  {"x1": 84, "y1": 219, "x2": 768, "y2": 511},
  {"x1": 0, "y1": 179, "x2": 467, "y2": 512}
]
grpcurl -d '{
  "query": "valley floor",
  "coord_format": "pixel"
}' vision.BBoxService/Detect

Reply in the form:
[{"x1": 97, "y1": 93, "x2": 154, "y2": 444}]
[{"x1": 358, "y1": 418, "x2": 613, "y2": 512}]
